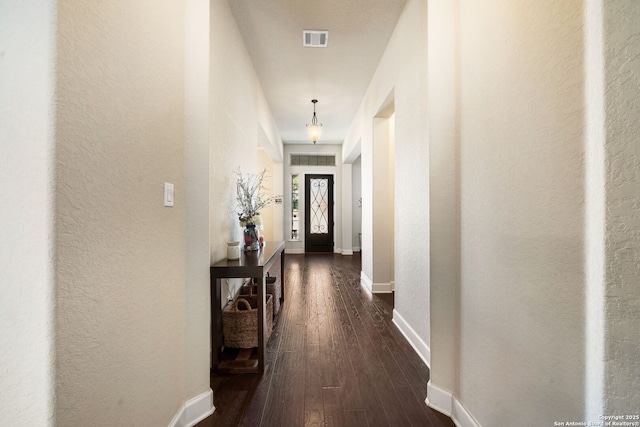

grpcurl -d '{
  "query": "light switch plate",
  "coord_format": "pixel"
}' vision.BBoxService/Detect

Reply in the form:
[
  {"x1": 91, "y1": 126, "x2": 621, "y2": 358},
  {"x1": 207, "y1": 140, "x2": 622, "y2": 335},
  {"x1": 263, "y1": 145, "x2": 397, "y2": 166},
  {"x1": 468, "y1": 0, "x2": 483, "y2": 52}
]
[{"x1": 164, "y1": 183, "x2": 174, "y2": 207}]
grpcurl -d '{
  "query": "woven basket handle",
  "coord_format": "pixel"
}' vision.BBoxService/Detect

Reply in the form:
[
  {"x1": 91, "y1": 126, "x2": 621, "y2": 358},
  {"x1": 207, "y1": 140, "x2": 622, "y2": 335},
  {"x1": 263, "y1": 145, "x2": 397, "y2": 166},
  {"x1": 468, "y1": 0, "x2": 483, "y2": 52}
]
[{"x1": 233, "y1": 297, "x2": 252, "y2": 311}]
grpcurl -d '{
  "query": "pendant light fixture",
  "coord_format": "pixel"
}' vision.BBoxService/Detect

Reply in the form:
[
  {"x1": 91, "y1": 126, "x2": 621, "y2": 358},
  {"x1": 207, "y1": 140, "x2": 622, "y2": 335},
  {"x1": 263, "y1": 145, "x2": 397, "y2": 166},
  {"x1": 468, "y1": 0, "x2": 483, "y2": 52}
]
[{"x1": 306, "y1": 99, "x2": 322, "y2": 144}]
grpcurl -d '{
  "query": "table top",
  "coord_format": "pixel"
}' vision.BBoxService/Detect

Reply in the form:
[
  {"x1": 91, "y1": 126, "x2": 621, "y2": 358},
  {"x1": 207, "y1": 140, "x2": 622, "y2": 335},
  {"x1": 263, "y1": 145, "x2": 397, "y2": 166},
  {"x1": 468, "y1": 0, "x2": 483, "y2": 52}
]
[{"x1": 211, "y1": 241, "x2": 285, "y2": 274}]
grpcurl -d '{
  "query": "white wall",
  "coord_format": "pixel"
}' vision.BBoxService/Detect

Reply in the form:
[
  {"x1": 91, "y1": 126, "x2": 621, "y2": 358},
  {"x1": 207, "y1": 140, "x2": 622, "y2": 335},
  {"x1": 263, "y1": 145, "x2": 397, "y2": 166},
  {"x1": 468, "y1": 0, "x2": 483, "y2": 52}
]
[
  {"x1": 351, "y1": 156, "x2": 363, "y2": 251},
  {"x1": 208, "y1": 0, "x2": 283, "y2": 251},
  {"x1": 372, "y1": 115, "x2": 395, "y2": 290},
  {"x1": 257, "y1": 128, "x2": 284, "y2": 243},
  {"x1": 346, "y1": 0, "x2": 638, "y2": 424},
  {"x1": 456, "y1": 1, "x2": 587, "y2": 425},
  {"x1": 341, "y1": 162, "x2": 354, "y2": 255},
  {"x1": 184, "y1": 0, "x2": 213, "y2": 407},
  {"x1": 55, "y1": 1, "x2": 190, "y2": 425},
  {"x1": 426, "y1": 0, "x2": 640, "y2": 425},
  {"x1": 2, "y1": 1, "x2": 281, "y2": 425},
  {"x1": 209, "y1": 0, "x2": 283, "y2": 301},
  {"x1": 342, "y1": 0, "x2": 430, "y2": 347},
  {"x1": 0, "y1": 2, "x2": 56, "y2": 425},
  {"x1": 601, "y1": 0, "x2": 640, "y2": 414},
  {"x1": 427, "y1": 0, "x2": 459, "y2": 401}
]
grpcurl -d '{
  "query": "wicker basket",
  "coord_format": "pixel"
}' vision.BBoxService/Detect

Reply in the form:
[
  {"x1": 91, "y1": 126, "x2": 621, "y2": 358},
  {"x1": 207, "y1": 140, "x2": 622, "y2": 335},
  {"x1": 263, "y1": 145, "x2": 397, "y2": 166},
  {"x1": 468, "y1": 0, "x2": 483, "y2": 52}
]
[
  {"x1": 222, "y1": 294, "x2": 273, "y2": 349},
  {"x1": 242, "y1": 274, "x2": 281, "y2": 315}
]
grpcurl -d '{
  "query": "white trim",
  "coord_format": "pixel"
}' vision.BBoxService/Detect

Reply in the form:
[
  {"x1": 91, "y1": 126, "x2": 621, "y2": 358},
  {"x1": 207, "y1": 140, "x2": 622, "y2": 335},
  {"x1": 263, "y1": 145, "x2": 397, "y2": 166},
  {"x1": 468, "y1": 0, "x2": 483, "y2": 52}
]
[
  {"x1": 352, "y1": 246, "x2": 361, "y2": 252},
  {"x1": 426, "y1": 382, "x2": 481, "y2": 427},
  {"x1": 360, "y1": 271, "x2": 392, "y2": 293},
  {"x1": 334, "y1": 247, "x2": 342, "y2": 254},
  {"x1": 372, "y1": 282, "x2": 393, "y2": 293},
  {"x1": 169, "y1": 389, "x2": 215, "y2": 427},
  {"x1": 452, "y1": 398, "x2": 481, "y2": 427},
  {"x1": 360, "y1": 271, "x2": 373, "y2": 292},
  {"x1": 426, "y1": 381, "x2": 452, "y2": 416},
  {"x1": 285, "y1": 248, "x2": 304, "y2": 254},
  {"x1": 342, "y1": 249, "x2": 354, "y2": 256},
  {"x1": 392, "y1": 309, "x2": 430, "y2": 367}
]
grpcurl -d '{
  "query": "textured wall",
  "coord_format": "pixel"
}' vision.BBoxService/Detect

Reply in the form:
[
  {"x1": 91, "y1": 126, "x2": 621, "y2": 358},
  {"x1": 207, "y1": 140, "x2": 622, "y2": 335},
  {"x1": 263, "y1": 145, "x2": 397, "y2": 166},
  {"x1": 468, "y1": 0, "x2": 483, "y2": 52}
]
[
  {"x1": 603, "y1": 0, "x2": 640, "y2": 414},
  {"x1": 55, "y1": 1, "x2": 188, "y2": 425},
  {"x1": 352, "y1": 156, "x2": 363, "y2": 250},
  {"x1": 372, "y1": 116, "x2": 395, "y2": 286},
  {"x1": 342, "y1": 0, "x2": 430, "y2": 340},
  {"x1": 428, "y1": 0, "x2": 460, "y2": 395},
  {"x1": 390, "y1": 0, "x2": 430, "y2": 340},
  {"x1": 185, "y1": 0, "x2": 212, "y2": 401},
  {"x1": 209, "y1": 0, "x2": 282, "y2": 271},
  {"x1": 258, "y1": 148, "x2": 276, "y2": 241},
  {"x1": 456, "y1": 0, "x2": 586, "y2": 425},
  {"x1": 0, "y1": 2, "x2": 56, "y2": 425},
  {"x1": 209, "y1": 0, "x2": 283, "y2": 311}
]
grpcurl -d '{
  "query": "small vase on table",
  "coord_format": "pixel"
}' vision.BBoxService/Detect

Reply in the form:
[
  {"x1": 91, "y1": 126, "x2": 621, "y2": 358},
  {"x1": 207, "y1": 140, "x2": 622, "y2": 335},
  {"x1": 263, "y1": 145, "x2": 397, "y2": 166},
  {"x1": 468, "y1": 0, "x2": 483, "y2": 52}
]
[{"x1": 244, "y1": 224, "x2": 260, "y2": 251}]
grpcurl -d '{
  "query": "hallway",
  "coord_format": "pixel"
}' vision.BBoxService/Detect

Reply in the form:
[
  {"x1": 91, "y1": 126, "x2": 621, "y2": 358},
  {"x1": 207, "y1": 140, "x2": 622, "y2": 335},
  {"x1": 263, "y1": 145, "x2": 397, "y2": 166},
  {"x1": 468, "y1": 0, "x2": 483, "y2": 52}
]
[{"x1": 198, "y1": 254, "x2": 454, "y2": 427}]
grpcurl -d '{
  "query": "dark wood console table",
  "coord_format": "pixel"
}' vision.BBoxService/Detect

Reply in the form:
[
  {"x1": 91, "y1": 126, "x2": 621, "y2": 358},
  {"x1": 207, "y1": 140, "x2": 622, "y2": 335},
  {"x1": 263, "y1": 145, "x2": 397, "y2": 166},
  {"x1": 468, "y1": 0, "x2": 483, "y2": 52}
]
[{"x1": 210, "y1": 241, "x2": 285, "y2": 374}]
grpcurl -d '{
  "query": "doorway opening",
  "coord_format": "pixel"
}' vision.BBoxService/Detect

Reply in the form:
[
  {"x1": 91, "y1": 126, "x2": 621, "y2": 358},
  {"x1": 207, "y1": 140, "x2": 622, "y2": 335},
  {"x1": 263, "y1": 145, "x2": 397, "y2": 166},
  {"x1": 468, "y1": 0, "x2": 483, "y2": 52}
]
[{"x1": 304, "y1": 174, "x2": 334, "y2": 252}]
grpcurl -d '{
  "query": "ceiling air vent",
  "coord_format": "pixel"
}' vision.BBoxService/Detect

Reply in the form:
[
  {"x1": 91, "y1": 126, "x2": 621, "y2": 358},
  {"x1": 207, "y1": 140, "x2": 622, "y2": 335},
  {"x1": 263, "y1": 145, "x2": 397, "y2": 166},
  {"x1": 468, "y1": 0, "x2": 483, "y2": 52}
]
[{"x1": 303, "y1": 30, "x2": 328, "y2": 47}]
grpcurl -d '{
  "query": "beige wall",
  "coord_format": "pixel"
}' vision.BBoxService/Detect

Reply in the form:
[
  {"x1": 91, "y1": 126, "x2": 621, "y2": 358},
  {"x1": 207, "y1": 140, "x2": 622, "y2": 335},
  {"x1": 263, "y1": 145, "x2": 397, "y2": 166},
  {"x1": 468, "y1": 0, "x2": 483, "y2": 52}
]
[
  {"x1": 427, "y1": 0, "x2": 459, "y2": 398},
  {"x1": 428, "y1": 0, "x2": 640, "y2": 425},
  {"x1": 257, "y1": 149, "x2": 276, "y2": 241},
  {"x1": 372, "y1": 115, "x2": 395, "y2": 290},
  {"x1": 257, "y1": 147, "x2": 284, "y2": 243},
  {"x1": 342, "y1": 0, "x2": 430, "y2": 350},
  {"x1": 51, "y1": 0, "x2": 281, "y2": 423},
  {"x1": 0, "y1": 1, "x2": 57, "y2": 425},
  {"x1": 429, "y1": 0, "x2": 587, "y2": 425},
  {"x1": 601, "y1": 0, "x2": 640, "y2": 415},
  {"x1": 456, "y1": 1, "x2": 586, "y2": 424},
  {"x1": 185, "y1": 0, "x2": 212, "y2": 404},
  {"x1": 3, "y1": 2, "x2": 282, "y2": 422},
  {"x1": 208, "y1": 0, "x2": 283, "y2": 268},
  {"x1": 347, "y1": 0, "x2": 639, "y2": 424},
  {"x1": 55, "y1": 1, "x2": 190, "y2": 425}
]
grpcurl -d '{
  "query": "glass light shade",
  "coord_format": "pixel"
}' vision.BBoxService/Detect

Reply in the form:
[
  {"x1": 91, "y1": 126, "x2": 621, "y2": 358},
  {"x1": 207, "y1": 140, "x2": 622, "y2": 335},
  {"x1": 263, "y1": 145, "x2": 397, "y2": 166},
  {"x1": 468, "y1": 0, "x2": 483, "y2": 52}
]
[{"x1": 307, "y1": 124, "x2": 322, "y2": 142}]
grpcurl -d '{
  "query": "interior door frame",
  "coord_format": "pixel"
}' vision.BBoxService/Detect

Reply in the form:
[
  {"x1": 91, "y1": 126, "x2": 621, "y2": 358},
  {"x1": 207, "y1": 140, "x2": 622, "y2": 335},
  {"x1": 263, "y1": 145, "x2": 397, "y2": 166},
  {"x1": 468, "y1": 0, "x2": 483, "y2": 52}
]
[{"x1": 304, "y1": 174, "x2": 334, "y2": 253}]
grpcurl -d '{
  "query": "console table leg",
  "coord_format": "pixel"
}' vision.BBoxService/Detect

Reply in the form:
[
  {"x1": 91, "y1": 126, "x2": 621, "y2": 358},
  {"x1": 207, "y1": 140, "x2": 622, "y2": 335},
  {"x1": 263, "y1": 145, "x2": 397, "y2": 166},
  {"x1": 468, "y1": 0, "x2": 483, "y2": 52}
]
[
  {"x1": 280, "y1": 250, "x2": 285, "y2": 302},
  {"x1": 257, "y1": 275, "x2": 266, "y2": 374},
  {"x1": 212, "y1": 277, "x2": 223, "y2": 370}
]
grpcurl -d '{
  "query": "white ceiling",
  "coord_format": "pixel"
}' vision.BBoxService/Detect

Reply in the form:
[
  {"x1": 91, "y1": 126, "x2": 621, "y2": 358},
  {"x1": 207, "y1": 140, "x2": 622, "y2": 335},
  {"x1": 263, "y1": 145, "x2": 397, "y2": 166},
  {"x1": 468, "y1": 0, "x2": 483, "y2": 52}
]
[{"x1": 228, "y1": 0, "x2": 407, "y2": 145}]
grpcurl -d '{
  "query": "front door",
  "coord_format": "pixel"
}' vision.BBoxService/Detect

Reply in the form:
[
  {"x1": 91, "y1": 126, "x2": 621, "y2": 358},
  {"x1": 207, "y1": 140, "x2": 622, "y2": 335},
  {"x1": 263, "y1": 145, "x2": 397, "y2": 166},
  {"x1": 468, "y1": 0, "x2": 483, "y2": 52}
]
[{"x1": 305, "y1": 174, "x2": 334, "y2": 252}]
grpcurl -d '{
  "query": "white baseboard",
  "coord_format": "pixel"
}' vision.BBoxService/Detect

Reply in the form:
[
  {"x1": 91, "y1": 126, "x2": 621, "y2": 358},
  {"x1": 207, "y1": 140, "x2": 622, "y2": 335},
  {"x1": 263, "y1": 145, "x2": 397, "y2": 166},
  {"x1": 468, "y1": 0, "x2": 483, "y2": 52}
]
[
  {"x1": 361, "y1": 271, "x2": 373, "y2": 292},
  {"x1": 426, "y1": 381, "x2": 452, "y2": 415},
  {"x1": 372, "y1": 282, "x2": 393, "y2": 293},
  {"x1": 342, "y1": 249, "x2": 354, "y2": 256},
  {"x1": 285, "y1": 248, "x2": 304, "y2": 254},
  {"x1": 334, "y1": 247, "x2": 342, "y2": 254},
  {"x1": 426, "y1": 382, "x2": 480, "y2": 427},
  {"x1": 360, "y1": 271, "x2": 392, "y2": 293},
  {"x1": 169, "y1": 389, "x2": 215, "y2": 427},
  {"x1": 452, "y1": 397, "x2": 481, "y2": 427},
  {"x1": 392, "y1": 309, "x2": 430, "y2": 367},
  {"x1": 353, "y1": 246, "x2": 361, "y2": 252}
]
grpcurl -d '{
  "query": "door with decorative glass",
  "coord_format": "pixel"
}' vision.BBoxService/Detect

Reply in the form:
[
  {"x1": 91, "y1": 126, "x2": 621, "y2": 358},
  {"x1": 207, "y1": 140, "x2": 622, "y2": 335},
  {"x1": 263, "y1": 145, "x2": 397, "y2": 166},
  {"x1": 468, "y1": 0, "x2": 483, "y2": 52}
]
[{"x1": 304, "y1": 174, "x2": 334, "y2": 252}]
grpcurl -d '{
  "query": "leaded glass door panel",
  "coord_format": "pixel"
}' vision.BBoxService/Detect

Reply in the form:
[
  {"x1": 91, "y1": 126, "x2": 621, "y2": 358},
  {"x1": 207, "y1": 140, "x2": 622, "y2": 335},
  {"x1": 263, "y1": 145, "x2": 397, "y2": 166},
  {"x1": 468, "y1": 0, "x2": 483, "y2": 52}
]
[{"x1": 305, "y1": 174, "x2": 334, "y2": 252}]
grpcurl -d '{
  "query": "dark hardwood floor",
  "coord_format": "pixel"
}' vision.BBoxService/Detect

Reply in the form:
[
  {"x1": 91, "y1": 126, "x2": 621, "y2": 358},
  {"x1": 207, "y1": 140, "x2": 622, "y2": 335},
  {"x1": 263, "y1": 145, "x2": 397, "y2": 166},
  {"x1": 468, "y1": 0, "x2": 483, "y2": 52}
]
[{"x1": 197, "y1": 253, "x2": 454, "y2": 427}]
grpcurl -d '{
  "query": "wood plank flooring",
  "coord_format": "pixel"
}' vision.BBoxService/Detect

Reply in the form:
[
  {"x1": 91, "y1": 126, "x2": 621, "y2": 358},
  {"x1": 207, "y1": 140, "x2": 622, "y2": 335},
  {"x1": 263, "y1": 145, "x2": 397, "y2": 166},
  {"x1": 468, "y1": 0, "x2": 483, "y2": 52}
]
[{"x1": 197, "y1": 253, "x2": 454, "y2": 427}]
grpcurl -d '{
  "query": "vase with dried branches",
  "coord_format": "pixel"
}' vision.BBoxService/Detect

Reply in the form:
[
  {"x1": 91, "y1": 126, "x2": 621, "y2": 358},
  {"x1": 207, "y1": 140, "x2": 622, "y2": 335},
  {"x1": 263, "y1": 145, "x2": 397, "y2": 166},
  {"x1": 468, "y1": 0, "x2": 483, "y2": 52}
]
[{"x1": 235, "y1": 168, "x2": 274, "y2": 251}]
